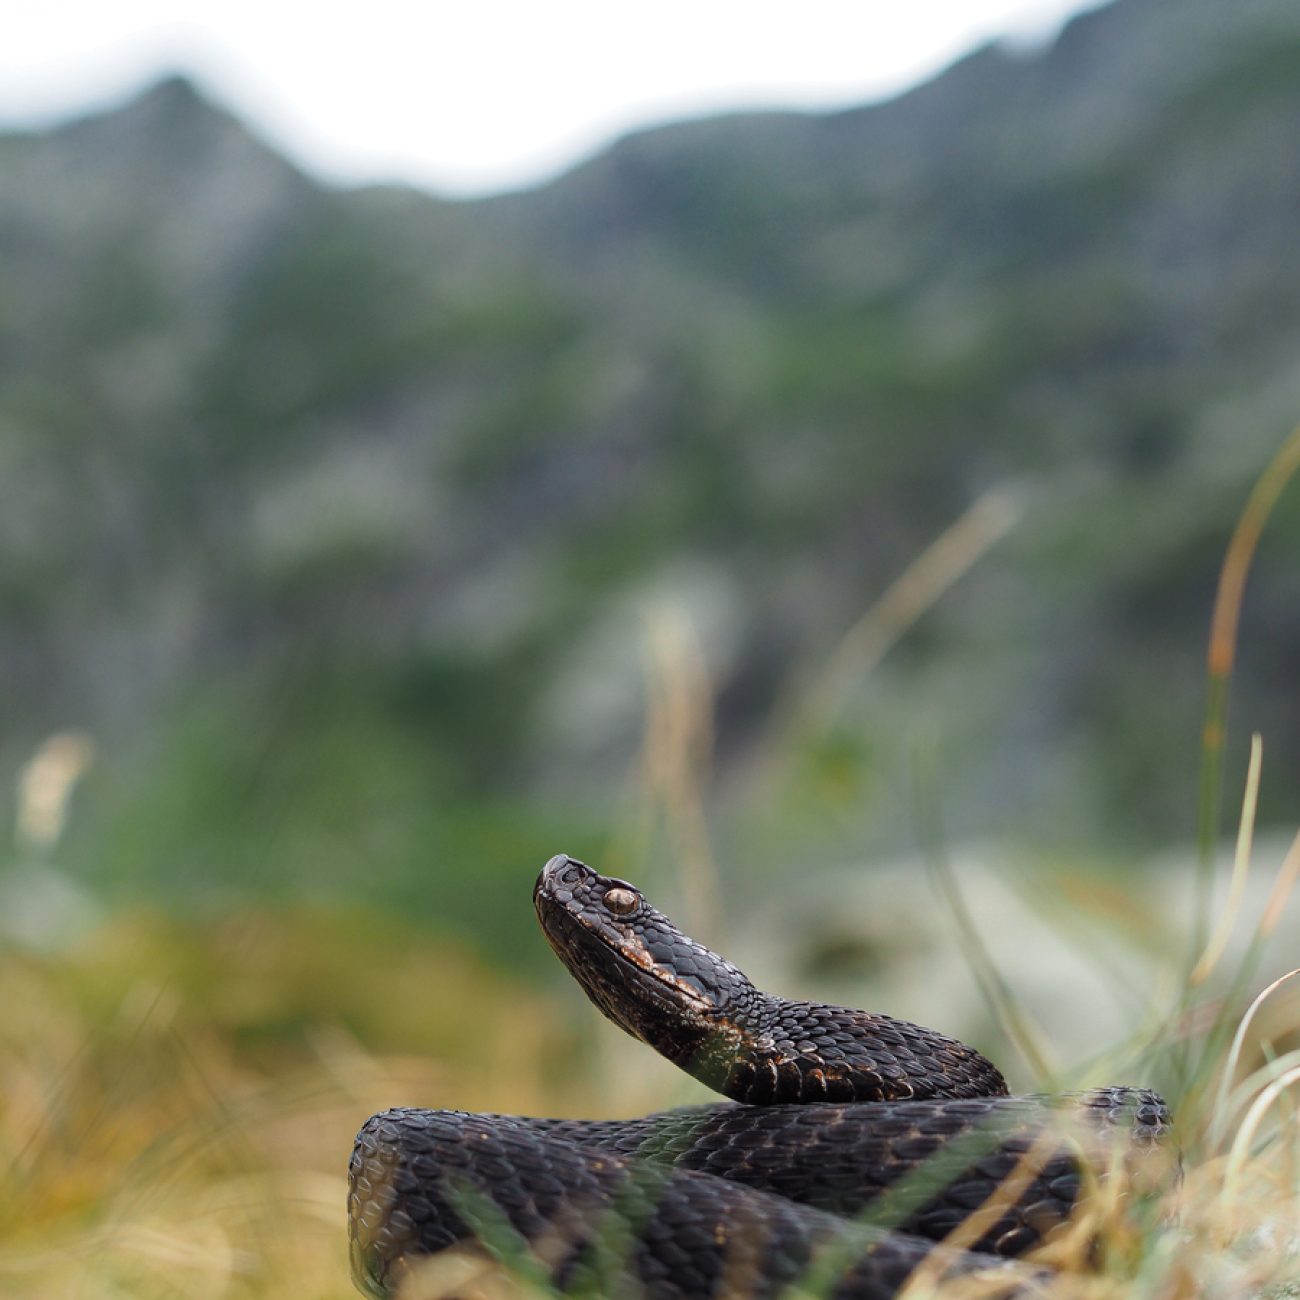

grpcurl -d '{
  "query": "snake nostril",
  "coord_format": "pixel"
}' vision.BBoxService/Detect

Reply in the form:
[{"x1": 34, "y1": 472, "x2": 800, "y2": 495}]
[{"x1": 542, "y1": 854, "x2": 585, "y2": 888}]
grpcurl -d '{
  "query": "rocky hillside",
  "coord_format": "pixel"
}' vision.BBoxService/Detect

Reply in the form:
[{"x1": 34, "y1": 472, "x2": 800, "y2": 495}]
[{"x1": 2, "y1": 0, "x2": 1299, "y2": 924}]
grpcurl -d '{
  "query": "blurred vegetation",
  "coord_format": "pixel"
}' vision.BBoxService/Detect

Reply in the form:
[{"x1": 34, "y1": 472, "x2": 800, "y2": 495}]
[
  {"x1": 2, "y1": 0, "x2": 1300, "y2": 1292},
  {"x1": 0, "y1": 904, "x2": 602, "y2": 1299},
  {"x1": 2, "y1": 0, "x2": 1300, "y2": 962}
]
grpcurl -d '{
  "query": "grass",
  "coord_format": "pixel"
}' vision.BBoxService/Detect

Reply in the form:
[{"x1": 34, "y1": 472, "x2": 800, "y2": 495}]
[
  {"x1": 0, "y1": 906, "x2": 592, "y2": 1299},
  {"x1": 1, "y1": 431, "x2": 1299, "y2": 1298}
]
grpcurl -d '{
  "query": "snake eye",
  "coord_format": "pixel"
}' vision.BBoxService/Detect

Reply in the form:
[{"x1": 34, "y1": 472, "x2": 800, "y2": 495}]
[{"x1": 602, "y1": 887, "x2": 639, "y2": 917}]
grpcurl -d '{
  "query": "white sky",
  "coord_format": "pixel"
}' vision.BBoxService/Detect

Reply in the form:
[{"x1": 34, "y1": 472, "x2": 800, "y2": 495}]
[{"x1": 0, "y1": 1, "x2": 1097, "y2": 198}]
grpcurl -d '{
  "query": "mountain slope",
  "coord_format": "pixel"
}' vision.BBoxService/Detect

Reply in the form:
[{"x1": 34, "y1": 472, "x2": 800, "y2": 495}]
[{"x1": 2, "y1": 0, "x2": 1299, "y2": 923}]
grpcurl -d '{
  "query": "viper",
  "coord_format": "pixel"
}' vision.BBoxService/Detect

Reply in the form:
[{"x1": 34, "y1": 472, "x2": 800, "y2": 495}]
[{"x1": 348, "y1": 854, "x2": 1173, "y2": 1297}]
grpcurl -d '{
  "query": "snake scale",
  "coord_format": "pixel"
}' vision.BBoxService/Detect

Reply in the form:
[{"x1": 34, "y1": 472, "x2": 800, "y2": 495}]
[{"x1": 348, "y1": 855, "x2": 1174, "y2": 1298}]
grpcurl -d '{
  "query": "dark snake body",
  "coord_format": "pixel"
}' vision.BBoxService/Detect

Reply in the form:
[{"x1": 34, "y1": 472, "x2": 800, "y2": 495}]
[{"x1": 349, "y1": 856, "x2": 1174, "y2": 1298}]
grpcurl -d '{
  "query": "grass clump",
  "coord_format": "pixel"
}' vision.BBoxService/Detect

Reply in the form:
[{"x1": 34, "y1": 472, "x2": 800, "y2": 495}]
[{"x1": 0, "y1": 906, "x2": 585, "y2": 1299}]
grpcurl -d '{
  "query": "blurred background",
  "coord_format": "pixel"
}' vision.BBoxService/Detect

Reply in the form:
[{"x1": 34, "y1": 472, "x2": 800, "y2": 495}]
[{"x1": 2, "y1": 0, "x2": 1300, "y2": 1294}]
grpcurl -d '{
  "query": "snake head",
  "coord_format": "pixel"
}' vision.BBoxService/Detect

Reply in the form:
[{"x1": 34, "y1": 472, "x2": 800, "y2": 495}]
[
  {"x1": 535, "y1": 854, "x2": 1009, "y2": 1106},
  {"x1": 534, "y1": 855, "x2": 748, "y2": 1086}
]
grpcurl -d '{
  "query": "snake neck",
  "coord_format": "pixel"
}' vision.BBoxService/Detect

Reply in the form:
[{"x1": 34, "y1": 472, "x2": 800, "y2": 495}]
[
  {"x1": 714, "y1": 994, "x2": 1009, "y2": 1104},
  {"x1": 534, "y1": 855, "x2": 1009, "y2": 1106}
]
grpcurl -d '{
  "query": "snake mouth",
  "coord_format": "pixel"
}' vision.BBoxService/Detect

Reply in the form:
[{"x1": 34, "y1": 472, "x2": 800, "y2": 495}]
[{"x1": 596, "y1": 925, "x2": 716, "y2": 1017}]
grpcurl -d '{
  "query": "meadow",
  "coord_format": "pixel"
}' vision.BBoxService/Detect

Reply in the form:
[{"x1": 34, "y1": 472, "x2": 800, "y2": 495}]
[{"x1": 1, "y1": 432, "x2": 1299, "y2": 1300}]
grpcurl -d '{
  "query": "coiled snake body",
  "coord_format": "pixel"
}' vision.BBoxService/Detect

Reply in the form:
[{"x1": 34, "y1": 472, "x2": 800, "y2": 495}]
[{"x1": 349, "y1": 856, "x2": 1173, "y2": 1297}]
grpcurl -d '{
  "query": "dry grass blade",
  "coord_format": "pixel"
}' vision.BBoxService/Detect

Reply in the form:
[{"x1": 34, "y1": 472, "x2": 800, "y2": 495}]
[
  {"x1": 1218, "y1": 1048, "x2": 1300, "y2": 1135},
  {"x1": 14, "y1": 732, "x2": 96, "y2": 855},
  {"x1": 927, "y1": 855, "x2": 1054, "y2": 1086},
  {"x1": 1257, "y1": 830, "x2": 1300, "y2": 939},
  {"x1": 1214, "y1": 966, "x2": 1300, "y2": 1142},
  {"x1": 1193, "y1": 424, "x2": 1300, "y2": 967},
  {"x1": 617, "y1": 603, "x2": 722, "y2": 938},
  {"x1": 913, "y1": 761, "x2": 1055, "y2": 1088},
  {"x1": 1205, "y1": 427, "x2": 1300, "y2": 681},
  {"x1": 1189, "y1": 733, "x2": 1262, "y2": 986},
  {"x1": 909, "y1": 1130, "x2": 1061, "y2": 1284},
  {"x1": 789, "y1": 486, "x2": 1024, "y2": 737},
  {"x1": 1222, "y1": 1064, "x2": 1300, "y2": 1230}
]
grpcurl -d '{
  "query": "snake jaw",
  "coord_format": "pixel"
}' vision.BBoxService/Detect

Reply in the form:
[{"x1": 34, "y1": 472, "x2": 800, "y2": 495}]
[
  {"x1": 621, "y1": 943, "x2": 716, "y2": 1012},
  {"x1": 534, "y1": 856, "x2": 731, "y2": 1016},
  {"x1": 534, "y1": 855, "x2": 753, "y2": 1086}
]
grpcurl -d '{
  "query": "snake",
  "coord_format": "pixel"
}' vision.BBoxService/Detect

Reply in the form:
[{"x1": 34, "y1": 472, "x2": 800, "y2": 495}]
[{"x1": 348, "y1": 854, "x2": 1174, "y2": 1298}]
